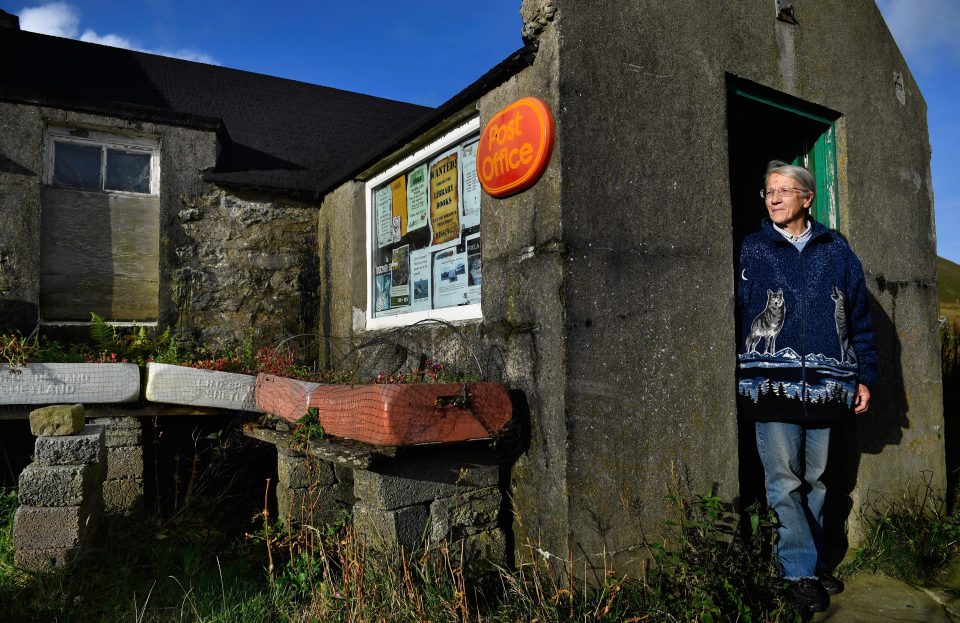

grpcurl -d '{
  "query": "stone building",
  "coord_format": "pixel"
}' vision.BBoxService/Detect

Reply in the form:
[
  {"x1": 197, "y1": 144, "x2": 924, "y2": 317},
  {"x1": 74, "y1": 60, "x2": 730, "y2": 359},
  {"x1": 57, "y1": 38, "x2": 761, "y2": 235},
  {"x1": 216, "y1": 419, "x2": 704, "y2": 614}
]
[
  {"x1": 0, "y1": 13, "x2": 429, "y2": 345},
  {"x1": 311, "y1": 0, "x2": 944, "y2": 576},
  {"x1": 0, "y1": 1, "x2": 946, "y2": 578}
]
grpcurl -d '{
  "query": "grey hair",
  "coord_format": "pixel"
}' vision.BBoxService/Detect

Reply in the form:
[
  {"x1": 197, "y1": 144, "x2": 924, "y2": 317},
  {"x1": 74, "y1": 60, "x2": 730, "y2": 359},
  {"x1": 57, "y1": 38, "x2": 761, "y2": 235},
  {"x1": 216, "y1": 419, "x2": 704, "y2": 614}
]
[{"x1": 765, "y1": 160, "x2": 815, "y2": 195}]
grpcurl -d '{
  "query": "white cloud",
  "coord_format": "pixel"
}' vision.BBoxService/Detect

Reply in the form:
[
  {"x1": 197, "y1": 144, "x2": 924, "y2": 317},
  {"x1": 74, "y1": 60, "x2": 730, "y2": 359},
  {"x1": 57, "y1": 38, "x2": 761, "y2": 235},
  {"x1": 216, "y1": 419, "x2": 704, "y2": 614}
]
[
  {"x1": 18, "y1": 2, "x2": 78, "y2": 37},
  {"x1": 17, "y1": 2, "x2": 218, "y2": 65},
  {"x1": 876, "y1": 0, "x2": 960, "y2": 70}
]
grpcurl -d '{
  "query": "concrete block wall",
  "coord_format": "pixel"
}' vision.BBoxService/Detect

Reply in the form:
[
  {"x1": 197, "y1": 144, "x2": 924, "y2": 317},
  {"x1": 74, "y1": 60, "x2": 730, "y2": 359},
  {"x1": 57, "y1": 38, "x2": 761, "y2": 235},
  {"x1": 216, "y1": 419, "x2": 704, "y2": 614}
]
[
  {"x1": 14, "y1": 422, "x2": 105, "y2": 571},
  {"x1": 352, "y1": 450, "x2": 505, "y2": 568},
  {"x1": 275, "y1": 444, "x2": 352, "y2": 528},
  {"x1": 90, "y1": 417, "x2": 144, "y2": 520}
]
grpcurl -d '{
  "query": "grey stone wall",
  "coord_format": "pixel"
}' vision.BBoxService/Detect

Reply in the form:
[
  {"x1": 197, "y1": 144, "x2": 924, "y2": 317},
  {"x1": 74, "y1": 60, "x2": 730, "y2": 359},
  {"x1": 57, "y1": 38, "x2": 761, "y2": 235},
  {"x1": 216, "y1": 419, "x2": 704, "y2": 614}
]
[
  {"x1": 172, "y1": 188, "x2": 320, "y2": 346},
  {"x1": 318, "y1": 15, "x2": 567, "y2": 567},
  {"x1": 0, "y1": 102, "x2": 44, "y2": 332},
  {"x1": 0, "y1": 102, "x2": 216, "y2": 332},
  {"x1": 352, "y1": 448, "x2": 504, "y2": 570}
]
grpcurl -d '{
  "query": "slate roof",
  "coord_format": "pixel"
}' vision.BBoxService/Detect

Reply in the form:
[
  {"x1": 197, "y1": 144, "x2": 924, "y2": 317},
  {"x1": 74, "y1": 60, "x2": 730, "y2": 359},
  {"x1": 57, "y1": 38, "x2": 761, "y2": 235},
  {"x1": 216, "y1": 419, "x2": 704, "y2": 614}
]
[{"x1": 0, "y1": 26, "x2": 432, "y2": 196}]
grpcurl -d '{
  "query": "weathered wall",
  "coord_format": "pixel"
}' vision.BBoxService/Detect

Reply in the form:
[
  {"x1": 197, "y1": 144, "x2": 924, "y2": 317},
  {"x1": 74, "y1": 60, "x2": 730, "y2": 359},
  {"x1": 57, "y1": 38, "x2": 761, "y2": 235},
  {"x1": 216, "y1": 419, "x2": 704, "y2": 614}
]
[
  {"x1": 0, "y1": 101, "x2": 321, "y2": 346},
  {"x1": 172, "y1": 188, "x2": 320, "y2": 346},
  {"x1": 556, "y1": 0, "x2": 943, "y2": 566},
  {"x1": 0, "y1": 102, "x2": 44, "y2": 332}
]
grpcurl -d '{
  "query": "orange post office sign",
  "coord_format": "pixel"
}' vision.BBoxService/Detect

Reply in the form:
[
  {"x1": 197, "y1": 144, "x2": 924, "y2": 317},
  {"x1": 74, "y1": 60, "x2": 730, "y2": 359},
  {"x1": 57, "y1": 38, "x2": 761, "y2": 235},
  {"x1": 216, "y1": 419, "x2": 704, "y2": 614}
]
[{"x1": 477, "y1": 97, "x2": 555, "y2": 198}]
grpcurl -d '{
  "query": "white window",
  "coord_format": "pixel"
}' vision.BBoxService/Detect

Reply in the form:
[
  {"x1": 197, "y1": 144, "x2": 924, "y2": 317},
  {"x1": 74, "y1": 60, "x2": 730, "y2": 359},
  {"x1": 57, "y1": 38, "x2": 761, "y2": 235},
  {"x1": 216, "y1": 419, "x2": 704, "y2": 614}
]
[
  {"x1": 44, "y1": 127, "x2": 159, "y2": 195},
  {"x1": 365, "y1": 118, "x2": 482, "y2": 330}
]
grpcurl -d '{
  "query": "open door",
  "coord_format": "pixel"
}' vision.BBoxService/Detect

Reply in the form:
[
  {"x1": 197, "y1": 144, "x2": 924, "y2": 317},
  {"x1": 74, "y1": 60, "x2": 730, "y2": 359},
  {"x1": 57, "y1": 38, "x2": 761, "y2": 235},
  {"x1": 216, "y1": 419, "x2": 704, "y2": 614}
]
[{"x1": 727, "y1": 77, "x2": 840, "y2": 252}]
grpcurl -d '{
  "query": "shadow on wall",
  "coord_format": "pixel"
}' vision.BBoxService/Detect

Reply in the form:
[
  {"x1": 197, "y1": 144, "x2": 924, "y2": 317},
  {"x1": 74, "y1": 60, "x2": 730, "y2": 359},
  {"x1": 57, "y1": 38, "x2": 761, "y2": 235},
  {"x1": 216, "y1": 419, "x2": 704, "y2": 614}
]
[
  {"x1": 822, "y1": 295, "x2": 906, "y2": 567},
  {"x1": 0, "y1": 300, "x2": 38, "y2": 335},
  {"x1": 738, "y1": 294, "x2": 908, "y2": 570}
]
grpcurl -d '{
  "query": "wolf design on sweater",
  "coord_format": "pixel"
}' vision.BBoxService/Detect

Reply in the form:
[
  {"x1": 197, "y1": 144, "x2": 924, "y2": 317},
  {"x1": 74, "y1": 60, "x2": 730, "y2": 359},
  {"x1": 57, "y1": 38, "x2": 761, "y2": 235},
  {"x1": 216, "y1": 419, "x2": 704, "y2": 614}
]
[
  {"x1": 831, "y1": 286, "x2": 857, "y2": 364},
  {"x1": 736, "y1": 219, "x2": 878, "y2": 422},
  {"x1": 745, "y1": 288, "x2": 785, "y2": 355}
]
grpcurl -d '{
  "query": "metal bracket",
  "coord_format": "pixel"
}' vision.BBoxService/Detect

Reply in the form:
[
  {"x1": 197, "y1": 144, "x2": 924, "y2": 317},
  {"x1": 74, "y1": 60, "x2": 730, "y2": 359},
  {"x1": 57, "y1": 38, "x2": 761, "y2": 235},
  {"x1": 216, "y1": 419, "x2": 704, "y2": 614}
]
[{"x1": 776, "y1": 0, "x2": 797, "y2": 24}]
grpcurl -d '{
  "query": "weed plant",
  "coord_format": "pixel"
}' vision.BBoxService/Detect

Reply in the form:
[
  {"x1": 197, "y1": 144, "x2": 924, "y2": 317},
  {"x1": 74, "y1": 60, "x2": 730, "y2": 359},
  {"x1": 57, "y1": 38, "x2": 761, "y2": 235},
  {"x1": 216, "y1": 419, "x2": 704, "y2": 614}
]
[
  {"x1": 841, "y1": 473, "x2": 960, "y2": 585},
  {"x1": 250, "y1": 475, "x2": 799, "y2": 622}
]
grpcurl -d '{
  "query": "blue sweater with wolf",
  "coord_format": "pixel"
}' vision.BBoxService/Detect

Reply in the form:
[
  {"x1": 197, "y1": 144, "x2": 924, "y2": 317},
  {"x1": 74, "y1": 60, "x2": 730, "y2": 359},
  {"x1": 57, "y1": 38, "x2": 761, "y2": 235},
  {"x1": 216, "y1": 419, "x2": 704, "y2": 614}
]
[{"x1": 736, "y1": 219, "x2": 877, "y2": 423}]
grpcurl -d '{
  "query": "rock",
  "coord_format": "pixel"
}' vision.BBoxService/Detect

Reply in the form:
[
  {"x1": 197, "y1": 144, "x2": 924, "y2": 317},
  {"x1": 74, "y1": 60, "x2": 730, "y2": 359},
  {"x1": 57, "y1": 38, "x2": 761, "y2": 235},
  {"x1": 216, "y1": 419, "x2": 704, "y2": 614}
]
[{"x1": 29, "y1": 404, "x2": 84, "y2": 436}]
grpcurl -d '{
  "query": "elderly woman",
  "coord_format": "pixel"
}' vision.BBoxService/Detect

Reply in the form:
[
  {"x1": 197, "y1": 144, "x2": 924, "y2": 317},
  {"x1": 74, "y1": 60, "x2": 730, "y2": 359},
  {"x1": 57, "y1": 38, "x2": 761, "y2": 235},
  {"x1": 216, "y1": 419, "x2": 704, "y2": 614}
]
[{"x1": 736, "y1": 160, "x2": 877, "y2": 614}]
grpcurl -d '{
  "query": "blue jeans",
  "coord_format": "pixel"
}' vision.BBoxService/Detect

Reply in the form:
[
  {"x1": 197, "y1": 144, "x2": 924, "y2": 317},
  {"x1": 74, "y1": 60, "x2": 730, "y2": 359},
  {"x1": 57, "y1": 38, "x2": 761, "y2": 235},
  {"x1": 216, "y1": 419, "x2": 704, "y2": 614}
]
[{"x1": 755, "y1": 421, "x2": 830, "y2": 581}]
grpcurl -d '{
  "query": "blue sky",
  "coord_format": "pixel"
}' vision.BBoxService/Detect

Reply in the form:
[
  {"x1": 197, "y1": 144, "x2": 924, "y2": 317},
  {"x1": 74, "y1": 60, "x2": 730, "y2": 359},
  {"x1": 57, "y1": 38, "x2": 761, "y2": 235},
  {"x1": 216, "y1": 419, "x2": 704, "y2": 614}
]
[{"x1": 13, "y1": 1, "x2": 960, "y2": 264}]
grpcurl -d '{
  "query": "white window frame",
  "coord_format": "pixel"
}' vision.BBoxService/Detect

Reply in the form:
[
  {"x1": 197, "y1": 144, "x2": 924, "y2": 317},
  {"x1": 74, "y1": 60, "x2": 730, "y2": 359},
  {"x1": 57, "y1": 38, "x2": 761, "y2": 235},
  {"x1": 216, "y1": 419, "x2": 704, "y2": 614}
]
[
  {"x1": 364, "y1": 117, "x2": 482, "y2": 331},
  {"x1": 44, "y1": 126, "x2": 160, "y2": 196}
]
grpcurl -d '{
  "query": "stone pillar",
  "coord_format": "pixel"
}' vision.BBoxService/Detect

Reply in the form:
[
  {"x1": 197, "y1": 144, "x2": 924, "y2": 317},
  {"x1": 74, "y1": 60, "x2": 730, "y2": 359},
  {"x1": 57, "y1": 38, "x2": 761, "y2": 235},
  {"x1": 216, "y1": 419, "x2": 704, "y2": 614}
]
[
  {"x1": 353, "y1": 449, "x2": 505, "y2": 568},
  {"x1": 14, "y1": 405, "x2": 105, "y2": 571},
  {"x1": 90, "y1": 416, "x2": 144, "y2": 521},
  {"x1": 276, "y1": 444, "x2": 353, "y2": 528}
]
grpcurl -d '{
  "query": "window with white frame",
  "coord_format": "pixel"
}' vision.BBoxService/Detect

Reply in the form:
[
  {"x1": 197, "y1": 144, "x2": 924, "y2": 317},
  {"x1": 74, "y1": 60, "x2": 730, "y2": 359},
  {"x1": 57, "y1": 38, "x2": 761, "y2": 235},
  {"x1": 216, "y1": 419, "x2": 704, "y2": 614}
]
[
  {"x1": 44, "y1": 127, "x2": 159, "y2": 195},
  {"x1": 366, "y1": 118, "x2": 482, "y2": 329}
]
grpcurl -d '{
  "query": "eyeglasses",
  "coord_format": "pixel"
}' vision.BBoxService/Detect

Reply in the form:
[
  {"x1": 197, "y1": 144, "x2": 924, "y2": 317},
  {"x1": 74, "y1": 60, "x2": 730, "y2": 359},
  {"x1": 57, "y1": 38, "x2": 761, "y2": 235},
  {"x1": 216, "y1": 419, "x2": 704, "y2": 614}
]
[{"x1": 761, "y1": 187, "x2": 807, "y2": 199}]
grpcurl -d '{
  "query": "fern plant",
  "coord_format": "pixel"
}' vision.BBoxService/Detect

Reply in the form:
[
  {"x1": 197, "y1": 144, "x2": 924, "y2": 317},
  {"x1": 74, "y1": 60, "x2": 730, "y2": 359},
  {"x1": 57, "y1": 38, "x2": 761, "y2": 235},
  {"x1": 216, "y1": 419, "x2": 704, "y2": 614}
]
[{"x1": 89, "y1": 312, "x2": 119, "y2": 354}]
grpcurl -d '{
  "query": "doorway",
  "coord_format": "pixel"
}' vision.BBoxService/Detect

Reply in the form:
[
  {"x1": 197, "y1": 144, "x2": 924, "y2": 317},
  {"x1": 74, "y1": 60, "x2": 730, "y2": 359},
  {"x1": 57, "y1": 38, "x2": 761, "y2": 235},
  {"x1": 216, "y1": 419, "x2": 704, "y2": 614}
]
[
  {"x1": 727, "y1": 77, "x2": 840, "y2": 251},
  {"x1": 727, "y1": 77, "x2": 842, "y2": 512}
]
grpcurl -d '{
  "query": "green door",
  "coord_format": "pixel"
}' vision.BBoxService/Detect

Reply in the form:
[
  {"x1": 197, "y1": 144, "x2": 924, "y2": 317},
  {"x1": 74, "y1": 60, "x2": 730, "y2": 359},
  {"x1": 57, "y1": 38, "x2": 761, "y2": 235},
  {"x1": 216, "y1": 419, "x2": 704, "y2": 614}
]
[{"x1": 727, "y1": 79, "x2": 840, "y2": 249}]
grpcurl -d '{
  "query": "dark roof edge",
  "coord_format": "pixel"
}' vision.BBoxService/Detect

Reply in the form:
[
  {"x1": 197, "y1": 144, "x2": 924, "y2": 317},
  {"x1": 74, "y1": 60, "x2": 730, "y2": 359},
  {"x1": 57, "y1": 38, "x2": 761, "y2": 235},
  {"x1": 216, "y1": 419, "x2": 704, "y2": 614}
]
[
  {"x1": 313, "y1": 42, "x2": 538, "y2": 199},
  {"x1": 201, "y1": 170, "x2": 322, "y2": 199},
  {"x1": 0, "y1": 88, "x2": 224, "y2": 131}
]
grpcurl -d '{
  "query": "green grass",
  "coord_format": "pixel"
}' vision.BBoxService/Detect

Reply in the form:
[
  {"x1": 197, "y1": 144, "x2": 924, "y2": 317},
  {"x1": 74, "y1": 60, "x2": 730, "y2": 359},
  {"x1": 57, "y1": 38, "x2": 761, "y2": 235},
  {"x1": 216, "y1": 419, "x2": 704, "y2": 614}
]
[
  {"x1": 0, "y1": 494, "x2": 281, "y2": 622},
  {"x1": 940, "y1": 256, "x2": 960, "y2": 324},
  {"x1": 940, "y1": 256, "x2": 960, "y2": 306}
]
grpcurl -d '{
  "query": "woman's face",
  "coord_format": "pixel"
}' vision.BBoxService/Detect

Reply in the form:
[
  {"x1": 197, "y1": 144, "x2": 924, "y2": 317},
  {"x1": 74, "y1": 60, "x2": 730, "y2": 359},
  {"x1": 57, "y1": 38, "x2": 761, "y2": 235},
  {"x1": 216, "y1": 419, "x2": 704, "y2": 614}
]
[{"x1": 765, "y1": 172, "x2": 813, "y2": 231}]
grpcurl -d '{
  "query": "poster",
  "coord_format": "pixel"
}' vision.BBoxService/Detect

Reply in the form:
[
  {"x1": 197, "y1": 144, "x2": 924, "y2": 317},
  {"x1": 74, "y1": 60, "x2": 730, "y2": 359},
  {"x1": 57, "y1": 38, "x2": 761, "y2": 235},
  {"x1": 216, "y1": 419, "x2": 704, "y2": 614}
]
[
  {"x1": 460, "y1": 139, "x2": 481, "y2": 229},
  {"x1": 433, "y1": 248, "x2": 468, "y2": 309},
  {"x1": 466, "y1": 233, "x2": 481, "y2": 304},
  {"x1": 406, "y1": 164, "x2": 429, "y2": 233},
  {"x1": 409, "y1": 248, "x2": 432, "y2": 312},
  {"x1": 390, "y1": 245, "x2": 410, "y2": 308},
  {"x1": 390, "y1": 175, "x2": 407, "y2": 241},
  {"x1": 374, "y1": 186, "x2": 393, "y2": 248},
  {"x1": 374, "y1": 263, "x2": 391, "y2": 313},
  {"x1": 429, "y1": 150, "x2": 460, "y2": 248}
]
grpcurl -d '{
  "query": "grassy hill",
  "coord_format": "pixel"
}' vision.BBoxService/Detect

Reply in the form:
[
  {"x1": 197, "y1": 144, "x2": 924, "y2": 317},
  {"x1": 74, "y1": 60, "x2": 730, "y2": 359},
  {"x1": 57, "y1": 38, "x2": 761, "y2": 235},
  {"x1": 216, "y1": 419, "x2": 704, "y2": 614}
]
[{"x1": 940, "y1": 255, "x2": 960, "y2": 324}]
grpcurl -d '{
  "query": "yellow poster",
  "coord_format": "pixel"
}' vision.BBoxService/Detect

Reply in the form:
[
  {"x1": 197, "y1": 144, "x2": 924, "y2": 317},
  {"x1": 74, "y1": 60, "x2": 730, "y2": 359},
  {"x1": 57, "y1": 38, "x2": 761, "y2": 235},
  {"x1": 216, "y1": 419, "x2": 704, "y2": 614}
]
[
  {"x1": 430, "y1": 152, "x2": 460, "y2": 246},
  {"x1": 390, "y1": 175, "x2": 407, "y2": 241}
]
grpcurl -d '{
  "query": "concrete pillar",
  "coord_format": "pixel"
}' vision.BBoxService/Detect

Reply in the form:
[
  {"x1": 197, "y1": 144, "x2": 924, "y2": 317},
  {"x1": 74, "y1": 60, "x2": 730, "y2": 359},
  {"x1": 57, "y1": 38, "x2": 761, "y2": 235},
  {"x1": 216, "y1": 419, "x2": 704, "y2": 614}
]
[
  {"x1": 90, "y1": 416, "x2": 144, "y2": 521},
  {"x1": 275, "y1": 444, "x2": 352, "y2": 528},
  {"x1": 14, "y1": 406, "x2": 105, "y2": 571},
  {"x1": 352, "y1": 449, "x2": 505, "y2": 568}
]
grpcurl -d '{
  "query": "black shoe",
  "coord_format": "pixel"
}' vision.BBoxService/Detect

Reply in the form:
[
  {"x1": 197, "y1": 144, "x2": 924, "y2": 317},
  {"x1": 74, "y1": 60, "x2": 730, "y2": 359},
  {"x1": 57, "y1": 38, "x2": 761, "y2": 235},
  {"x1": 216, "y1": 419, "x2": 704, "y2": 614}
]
[
  {"x1": 785, "y1": 578, "x2": 830, "y2": 613},
  {"x1": 817, "y1": 571, "x2": 844, "y2": 595}
]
